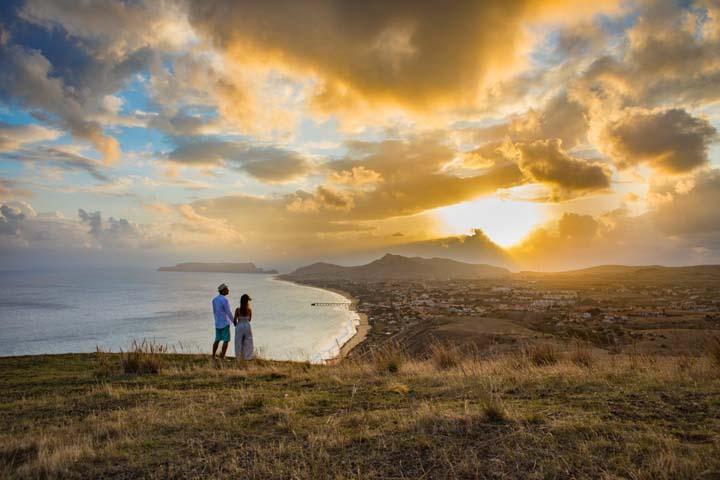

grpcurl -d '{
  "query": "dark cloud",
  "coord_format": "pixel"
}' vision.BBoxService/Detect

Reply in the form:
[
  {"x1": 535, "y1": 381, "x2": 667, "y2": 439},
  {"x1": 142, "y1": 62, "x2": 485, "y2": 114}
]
[
  {"x1": 0, "y1": 44, "x2": 121, "y2": 163},
  {"x1": 165, "y1": 138, "x2": 313, "y2": 183},
  {"x1": 78, "y1": 208, "x2": 102, "y2": 236},
  {"x1": 78, "y1": 207, "x2": 162, "y2": 249},
  {"x1": 0, "y1": 203, "x2": 25, "y2": 235},
  {"x1": 188, "y1": 0, "x2": 614, "y2": 112},
  {"x1": 517, "y1": 139, "x2": 611, "y2": 201},
  {"x1": 598, "y1": 108, "x2": 716, "y2": 174}
]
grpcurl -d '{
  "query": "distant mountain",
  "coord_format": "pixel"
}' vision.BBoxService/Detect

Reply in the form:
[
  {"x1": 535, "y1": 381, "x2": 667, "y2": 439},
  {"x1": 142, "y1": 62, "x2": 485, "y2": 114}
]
[
  {"x1": 158, "y1": 262, "x2": 279, "y2": 274},
  {"x1": 286, "y1": 254, "x2": 510, "y2": 280}
]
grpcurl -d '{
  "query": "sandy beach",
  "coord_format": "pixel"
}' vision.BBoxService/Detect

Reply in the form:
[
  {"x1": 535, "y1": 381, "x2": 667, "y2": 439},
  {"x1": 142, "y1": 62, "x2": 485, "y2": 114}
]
[
  {"x1": 275, "y1": 278, "x2": 370, "y2": 361},
  {"x1": 320, "y1": 286, "x2": 370, "y2": 359}
]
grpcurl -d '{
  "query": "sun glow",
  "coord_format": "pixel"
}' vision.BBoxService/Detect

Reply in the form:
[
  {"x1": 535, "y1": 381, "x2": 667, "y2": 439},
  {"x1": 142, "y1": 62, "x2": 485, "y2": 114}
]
[{"x1": 436, "y1": 197, "x2": 544, "y2": 248}]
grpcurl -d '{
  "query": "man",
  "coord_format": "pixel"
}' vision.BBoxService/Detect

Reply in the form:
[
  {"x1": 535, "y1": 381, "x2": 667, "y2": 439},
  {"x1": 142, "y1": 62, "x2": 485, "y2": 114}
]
[{"x1": 212, "y1": 283, "x2": 234, "y2": 359}]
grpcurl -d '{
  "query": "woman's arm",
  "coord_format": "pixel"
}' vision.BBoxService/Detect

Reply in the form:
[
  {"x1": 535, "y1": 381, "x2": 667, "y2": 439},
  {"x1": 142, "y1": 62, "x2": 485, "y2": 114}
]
[
  {"x1": 233, "y1": 307, "x2": 240, "y2": 325},
  {"x1": 248, "y1": 308, "x2": 252, "y2": 322}
]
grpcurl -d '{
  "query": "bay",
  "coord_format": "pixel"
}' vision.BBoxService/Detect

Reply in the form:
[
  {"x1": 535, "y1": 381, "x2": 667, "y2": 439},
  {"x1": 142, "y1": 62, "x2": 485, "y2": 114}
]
[{"x1": 0, "y1": 268, "x2": 357, "y2": 362}]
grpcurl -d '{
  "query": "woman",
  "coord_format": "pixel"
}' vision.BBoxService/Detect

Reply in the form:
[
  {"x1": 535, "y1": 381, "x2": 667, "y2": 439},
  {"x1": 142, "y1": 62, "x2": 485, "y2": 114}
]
[{"x1": 233, "y1": 293, "x2": 254, "y2": 360}]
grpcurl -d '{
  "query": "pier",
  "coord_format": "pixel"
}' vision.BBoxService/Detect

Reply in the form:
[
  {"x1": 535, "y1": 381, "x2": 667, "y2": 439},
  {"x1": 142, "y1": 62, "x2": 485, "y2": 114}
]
[{"x1": 311, "y1": 302, "x2": 351, "y2": 308}]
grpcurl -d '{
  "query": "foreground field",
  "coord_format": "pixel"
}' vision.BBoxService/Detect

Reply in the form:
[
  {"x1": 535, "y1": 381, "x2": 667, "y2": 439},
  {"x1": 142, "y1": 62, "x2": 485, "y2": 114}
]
[{"x1": 2, "y1": 349, "x2": 720, "y2": 479}]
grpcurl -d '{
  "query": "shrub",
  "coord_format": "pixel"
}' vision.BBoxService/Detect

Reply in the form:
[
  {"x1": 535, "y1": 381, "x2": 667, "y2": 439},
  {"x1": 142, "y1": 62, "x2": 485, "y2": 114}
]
[
  {"x1": 708, "y1": 336, "x2": 720, "y2": 368},
  {"x1": 481, "y1": 396, "x2": 508, "y2": 423},
  {"x1": 120, "y1": 339, "x2": 166, "y2": 375},
  {"x1": 524, "y1": 343, "x2": 559, "y2": 367},
  {"x1": 93, "y1": 347, "x2": 116, "y2": 377},
  {"x1": 570, "y1": 344, "x2": 593, "y2": 368},
  {"x1": 429, "y1": 342, "x2": 461, "y2": 370}
]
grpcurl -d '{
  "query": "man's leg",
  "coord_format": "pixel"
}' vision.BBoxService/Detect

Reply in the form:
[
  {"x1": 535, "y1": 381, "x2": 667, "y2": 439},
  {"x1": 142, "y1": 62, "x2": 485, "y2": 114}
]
[
  {"x1": 212, "y1": 340, "x2": 219, "y2": 358},
  {"x1": 220, "y1": 341, "x2": 229, "y2": 359}
]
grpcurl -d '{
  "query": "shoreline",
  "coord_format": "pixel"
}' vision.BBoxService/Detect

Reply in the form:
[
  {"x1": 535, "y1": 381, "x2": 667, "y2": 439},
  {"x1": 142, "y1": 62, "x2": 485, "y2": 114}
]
[{"x1": 273, "y1": 277, "x2": 370, "y2": 362}]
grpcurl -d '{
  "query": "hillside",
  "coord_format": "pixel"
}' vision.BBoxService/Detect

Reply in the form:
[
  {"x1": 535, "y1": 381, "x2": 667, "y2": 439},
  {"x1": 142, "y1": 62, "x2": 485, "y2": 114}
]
[
  {"x1": 2, "y1": 351, "x2": 719, "y2": 478},
  {"x1": 158, "y1": 262, "x2": 279, "y2": 274},
  {"x1": 286, "y1": 253, "x2": 510, "y2": 280},
  {"x1": 519, "y1": 264, "x2": 720, "y2": 285}
]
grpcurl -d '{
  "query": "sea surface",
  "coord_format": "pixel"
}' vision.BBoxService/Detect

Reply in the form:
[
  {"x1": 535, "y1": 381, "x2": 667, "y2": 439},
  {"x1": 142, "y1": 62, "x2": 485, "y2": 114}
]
[{"x1": 0, "y1": 268, "x2": 358, "y2": 362}]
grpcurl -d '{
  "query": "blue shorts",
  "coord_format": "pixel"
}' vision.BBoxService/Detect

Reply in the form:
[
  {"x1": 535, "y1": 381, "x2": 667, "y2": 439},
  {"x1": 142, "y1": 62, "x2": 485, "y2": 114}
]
[{"x1": 215, "y1": 326, "x2": 230, "y2": 342}]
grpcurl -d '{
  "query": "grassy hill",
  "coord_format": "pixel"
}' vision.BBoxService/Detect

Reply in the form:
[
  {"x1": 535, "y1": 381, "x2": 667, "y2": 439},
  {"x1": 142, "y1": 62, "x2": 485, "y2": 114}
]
[{"x1": 2, "y1": 347, "x2": 720, "y2": 479}]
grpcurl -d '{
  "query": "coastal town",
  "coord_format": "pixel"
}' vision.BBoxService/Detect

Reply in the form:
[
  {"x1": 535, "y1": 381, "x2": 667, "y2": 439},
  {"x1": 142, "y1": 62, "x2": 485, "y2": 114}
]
[{"x1": 296, "y1": 276, "x2": 720, "y2": 357}]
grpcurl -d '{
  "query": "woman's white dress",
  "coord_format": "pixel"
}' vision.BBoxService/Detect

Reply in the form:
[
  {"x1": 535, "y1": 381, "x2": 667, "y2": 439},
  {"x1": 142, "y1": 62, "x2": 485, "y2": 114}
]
[{"x1": 234, "y1": 315, "x2": 254, "y2": 360}]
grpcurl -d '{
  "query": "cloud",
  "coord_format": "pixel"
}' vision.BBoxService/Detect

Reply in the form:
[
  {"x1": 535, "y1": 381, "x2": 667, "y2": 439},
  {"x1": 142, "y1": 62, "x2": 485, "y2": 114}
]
[
  {"x1": 174, "y1": 204, "x2": 244, "y2": 244},
  {"x1": 187, "y1": 0, "x2": 618, "y2": 115},
  {"x1": 651, "y1": 168, "x2": 720, "y2": 235},
  {"x1": 2, "y1": 146, "x2": 110, "y2": 182},
  {"x1": 597, "y1": 108, "x2": 716, "y2": 174},
  {"x1": 287, "y1": 186, "x2": 355, "y2": 213},
  {"x1": 184, "y1": 135, "x2": 529, "y2": 259},
  {"x1": 20, "y1": 0, "x2": 194, "y2": 57},
  {"x1": 0, "y1": 44, "x2": 121, "y2": 164},
  {"x1": 328, "y1": 166, "x2": 382, "y2": 187},
  {"x1": 511, "y1": 179, "x2": 720, "y2": 270},
  {"x1": 621, "y1": 1, "x2": 720, "y2": 106},
  {"x1": 469, "y1": 93, "x2": 591, "y2": 150},
  {"x1": 325, "y1": 136, "x2": 525, "y2": 220},
  {"x1": 0, "y1": 203, "x2": 26, "y2": 235},
  {"x1": 0, "y1": 122, "x2": 62, "y2": 151},
  {"x1": 78, "y1": 208, "x2": 157, "y2": 248},
  {"x1": 0, "y1": 197, "x2": 247, "y2": 253},
  {"x1": 563, "y1": 2, "x2": 720, "y2": 114},
  {"x1": 0, "y1": 178, "x2": 32, "y2": 200},
  {"x1": 0, "y1": 200, "x2": 91, "y2": 250},
  {"x1": 165, "y1": 138, "x2": 313, "y2": 183},
  {"x1": 516, "y1": 139, "x2": 611, "y2": 201}
]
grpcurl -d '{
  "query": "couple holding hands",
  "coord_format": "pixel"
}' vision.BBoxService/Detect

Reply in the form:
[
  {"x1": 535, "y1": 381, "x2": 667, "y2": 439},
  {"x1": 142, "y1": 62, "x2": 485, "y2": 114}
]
[{"x1": 211, "y1": 283, "x2": 254, "y2": 360}]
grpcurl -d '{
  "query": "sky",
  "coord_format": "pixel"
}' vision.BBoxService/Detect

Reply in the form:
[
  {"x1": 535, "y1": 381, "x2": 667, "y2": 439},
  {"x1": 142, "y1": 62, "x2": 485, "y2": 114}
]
[{"x1": 0, "y1": 0, "x2": 719, "y2": 271}]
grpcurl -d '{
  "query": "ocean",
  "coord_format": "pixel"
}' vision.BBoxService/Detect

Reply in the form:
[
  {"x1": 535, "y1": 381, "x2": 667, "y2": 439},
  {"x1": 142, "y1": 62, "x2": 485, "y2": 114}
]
[{"x1": 0, "y1": 268, "x2": 358, "y2": 362}]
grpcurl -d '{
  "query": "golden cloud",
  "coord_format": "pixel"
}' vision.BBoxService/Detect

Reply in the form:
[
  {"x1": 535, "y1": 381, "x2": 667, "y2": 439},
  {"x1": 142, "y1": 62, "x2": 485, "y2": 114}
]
[{"x1": 187, "y1": 0, "x2": 619, "y2": 117}]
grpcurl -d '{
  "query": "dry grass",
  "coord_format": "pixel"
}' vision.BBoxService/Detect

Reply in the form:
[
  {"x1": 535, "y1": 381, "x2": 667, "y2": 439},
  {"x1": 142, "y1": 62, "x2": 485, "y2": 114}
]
[
  {"x1": 708, "y1": 335, "x2": 720, "y2": 368},
  {"x1": 517, "y1": 342, "x2": 560, "y2": 367},
  {"x1": 429, "y1": 342, "x2": 461, "y2": 370},
  {"x1": 569, "y1": 343, "x2": 594, "y2": 368},
  {"x1": 1, "y1": 351, "x2": 719, "y2": 479},
  {"x1": 480, "y1": 395, "x2": 508, "y2": 423},
  {"x1": 372, "y1": 343, "x2": 405, "y2": 374},
  {"x1": 119, "y1": 339, "x2": 167, "y2": 374}
]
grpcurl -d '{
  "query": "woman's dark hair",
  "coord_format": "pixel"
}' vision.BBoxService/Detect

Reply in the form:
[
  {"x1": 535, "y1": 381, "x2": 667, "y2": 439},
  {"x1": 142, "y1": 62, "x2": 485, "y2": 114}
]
[{"x1": 239, "y1": 294, "x2": 251, "y2": 316}]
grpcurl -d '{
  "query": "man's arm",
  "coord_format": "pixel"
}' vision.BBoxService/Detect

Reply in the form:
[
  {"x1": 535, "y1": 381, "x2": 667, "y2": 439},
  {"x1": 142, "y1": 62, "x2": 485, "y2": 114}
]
[{"x1": 223, "y1": 297, "x2": 234, "y2": 327}]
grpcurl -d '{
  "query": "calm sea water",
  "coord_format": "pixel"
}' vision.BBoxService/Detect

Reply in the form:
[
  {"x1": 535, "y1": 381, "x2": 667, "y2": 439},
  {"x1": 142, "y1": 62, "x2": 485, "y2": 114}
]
[{"x1": 0, "y1": 268, "x2": 358, "y2": 362}]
